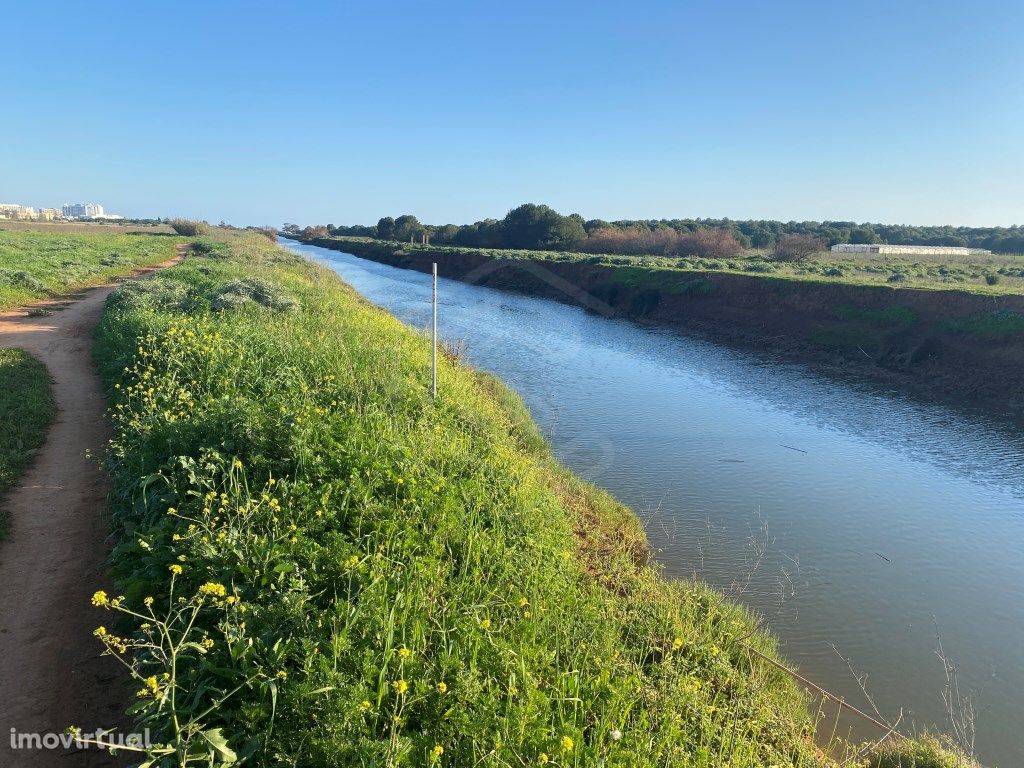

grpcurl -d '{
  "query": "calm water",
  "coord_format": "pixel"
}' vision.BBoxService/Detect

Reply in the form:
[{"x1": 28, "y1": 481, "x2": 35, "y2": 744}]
[{"x1": 284, "y1": 240, "x2": 1024, "y2": 766}]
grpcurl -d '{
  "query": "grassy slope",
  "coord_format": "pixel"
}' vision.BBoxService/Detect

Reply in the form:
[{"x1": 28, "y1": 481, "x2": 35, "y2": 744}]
[
  {"x1": 0, "y1": 349, "x2": 55, "y2": 536},
  {"x1": 325, "y1": 237, "x2": 1024, "y2": 297},
  {"x1": 91, "y1": 232, "x2": 973, "y2": 767},
  {"x1": 0, "y1": 228, "x2": 182, "y2": 310}
]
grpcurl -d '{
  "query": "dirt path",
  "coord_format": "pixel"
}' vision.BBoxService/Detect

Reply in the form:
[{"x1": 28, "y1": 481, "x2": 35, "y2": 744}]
[{"x1": 0, "y1": 250, "x2": 183, "y2": 767}]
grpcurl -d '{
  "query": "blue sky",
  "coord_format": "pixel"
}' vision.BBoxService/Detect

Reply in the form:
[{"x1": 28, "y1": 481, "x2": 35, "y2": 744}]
[{"x1": 2, "y1": 1, "x2": 1022, "y2": 227}]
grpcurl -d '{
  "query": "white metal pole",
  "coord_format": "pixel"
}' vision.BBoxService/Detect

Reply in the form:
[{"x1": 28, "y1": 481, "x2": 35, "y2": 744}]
[{"x1": 431, "y1": 262, "x2": 438, "y2": 401}]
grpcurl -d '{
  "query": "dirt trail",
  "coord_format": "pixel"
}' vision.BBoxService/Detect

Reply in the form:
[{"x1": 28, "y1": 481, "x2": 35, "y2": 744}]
[{"x1": 0, "y1": 250, "x2": 183, "y2": 767}]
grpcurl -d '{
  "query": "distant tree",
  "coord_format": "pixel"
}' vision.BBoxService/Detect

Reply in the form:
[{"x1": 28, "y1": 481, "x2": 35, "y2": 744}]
[
  {"x1": 301, "y1": 225, "x2": 329, "y2": 240},
  {"x1": 393, "y1": 214, "x2": 424, "y2": 242},
  {"x1": 282, "y1": 223, "x2": 300, "y2": 235},
  {"x1": 434, "y1": 224, "x2": 461, "y2": 244},
  {"x1": 376, "y1": 216, "x2": 395, "y2": 240},
  {"x1": 502, "y1": 204, "x2": 586, "y2": 251},
  {"x1": 772, "y1": 234, "x2": 822, "y2": 262},
  {"x1": 849, "y1": 226, "x2": 880, "y2": 244},
  {"x1": 749, "y1": 229, "x2": 775, "y2": 249}
]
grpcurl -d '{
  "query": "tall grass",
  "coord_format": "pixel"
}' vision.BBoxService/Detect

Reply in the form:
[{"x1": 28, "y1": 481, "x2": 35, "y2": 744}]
[{"x1": 91, "y1": 231, "x2": 976, "y2": 767}]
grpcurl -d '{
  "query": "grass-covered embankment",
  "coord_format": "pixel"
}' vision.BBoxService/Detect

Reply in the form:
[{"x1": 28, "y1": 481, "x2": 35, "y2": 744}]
[
  {"x1": 0, "y1": 348, "x2": 54, "y2": 536},
  {"x1": 310, "y1": 236, "x2": 1024, "y2": 296},
  {"x1": 92, "y1": 230, "x2": 831, "y2": 766},
  {"x1": 0, "y1": 228, "x2": 181, "y2": 310}
]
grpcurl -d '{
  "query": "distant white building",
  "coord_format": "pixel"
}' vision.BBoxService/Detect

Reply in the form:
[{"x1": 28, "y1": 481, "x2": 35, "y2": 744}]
[
  {"x1": 62, "y1": 202, "x2": 105, "y2": 219},
  {"x1": 831, "y1": 244, "x2": 991, "y2": 256}
]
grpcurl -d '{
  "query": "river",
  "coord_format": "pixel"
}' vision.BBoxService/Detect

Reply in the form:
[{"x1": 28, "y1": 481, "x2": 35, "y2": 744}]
[{"x1": 283, "y1": 239, "x2": 1024, "y2": 767}]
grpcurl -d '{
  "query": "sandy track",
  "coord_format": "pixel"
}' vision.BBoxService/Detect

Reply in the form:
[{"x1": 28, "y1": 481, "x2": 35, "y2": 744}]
[{"x1": 0, "y1": 251, "x2": 183, "y2": 767}]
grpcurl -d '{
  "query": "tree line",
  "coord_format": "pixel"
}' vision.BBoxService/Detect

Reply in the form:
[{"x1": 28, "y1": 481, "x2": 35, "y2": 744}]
[{"x1": 284, "y1": 204, "x2": 1024, "y2": 256}]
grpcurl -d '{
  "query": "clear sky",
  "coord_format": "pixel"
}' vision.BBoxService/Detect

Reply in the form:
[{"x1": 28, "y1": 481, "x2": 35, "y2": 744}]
[{"x1": 2, "y1": 1, "x2": 1022, "y2": 228}]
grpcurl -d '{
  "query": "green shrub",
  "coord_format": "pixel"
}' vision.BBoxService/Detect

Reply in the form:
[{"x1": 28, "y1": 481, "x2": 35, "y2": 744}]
[
  {"x1": 868, "y1": 735, "x2": 979, "y2": 768},
  {"x1": 169, "y1": 219, "x2": 211, "y2": 237}
]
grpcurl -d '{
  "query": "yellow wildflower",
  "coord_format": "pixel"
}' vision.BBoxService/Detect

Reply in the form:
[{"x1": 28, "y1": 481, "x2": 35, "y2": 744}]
[
  {"x1": 397, "y1": 646, "x2": 412, "y2": 660},
  {"x1": 561, "y1": 736, "x2": 574, "y2": 752},
  {"x1": 276, "y1": 670, "x2": 288, "y2": 680},
  {"x1": 144, "y1": 596, "x2": 154, "y2": 606},
  {"x1": 436, "y1": 681, "x2": 448, "y2": 694},
  {"x1": 430, "y1": 745, "x2": 444, "y2": 760},
  {"x1": 538, "y1": 754, "x2": 549, "y2": 765},
  {"x1": 94, "y1": 626, "x2": 107, "y2": 637},
  {"x1": 168, "y1": 564, "x2": 183, "y2": 576},
  {"x1": 672, "y1": 637, "x2": 683, "y2": 651},
  {"x1": 91, "y1": 590, "x2": 109, "y2": 607},
  {"x1": 198, "y1": 582, "x2": 227, "y2": 598},
  {"x1": 393, "y1": 679, "x2": 408, "y2": 695},
  {"x1": 480, "y1": 617, "x2": 491, "y2": 630}
]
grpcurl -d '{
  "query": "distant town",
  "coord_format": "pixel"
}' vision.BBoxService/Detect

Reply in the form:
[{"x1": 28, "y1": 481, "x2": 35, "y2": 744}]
[{"x1": 0, "y1": 202, "x2": 122, "y2": 222}]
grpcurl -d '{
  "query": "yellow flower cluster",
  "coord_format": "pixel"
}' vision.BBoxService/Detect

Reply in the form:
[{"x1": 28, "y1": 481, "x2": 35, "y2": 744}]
[
  {"x1": 136, "y1": 675, "x2": 161, "y2": 699},
  {"x1": 198, "y1": 582, "x2": 228, "y2": 598}
]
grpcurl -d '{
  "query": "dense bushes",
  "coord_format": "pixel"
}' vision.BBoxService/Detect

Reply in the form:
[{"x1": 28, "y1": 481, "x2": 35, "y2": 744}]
[
  {"x1": 581, "y1": 226, "x2": 742, "y2": 258},
  {"x1": 169, "y1": 219, "x2": 211, "y2": 237},
  {"x1": 93, "y1": 231, "x2": 832, "y2": 766},
  {"x1": 772, "y1": 235, "x2": 823, "y2": 263}
]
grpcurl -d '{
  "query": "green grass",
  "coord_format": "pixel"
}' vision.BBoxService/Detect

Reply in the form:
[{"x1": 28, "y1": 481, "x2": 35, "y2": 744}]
[
  {"x1": 869, "y1": 735, "x2": 980, "y2": 768},
  {"x1": 0, "y1": 348, "x2": 55, "y2": 537},
  {"x1": 0, "y1": 228, "x2": 182, "y2": 310},
  {"x1": 323, "y1": 236, "x2": 1024, "y2": 296},
  {"x1": 89, "y1": 231, "x2": 979, "y2": 767}
]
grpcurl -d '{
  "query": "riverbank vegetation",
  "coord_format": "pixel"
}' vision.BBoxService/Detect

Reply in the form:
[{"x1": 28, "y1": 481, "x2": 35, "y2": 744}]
[
  {"x1": 287, "y1": 203, "x2": 1024, "y2": 257},
  {"x1": 89, "y1": 230, "x2": 978, "y2": 766},
  {"x1": 0, "y1": 349, "x2": 54, "y2": 537},
  {"x1": 304, "y1": 234, "x2": 1024, "y2": 296},
  {"x1": 0, "y1": 228, "x2": 181, "y2": 310}
]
